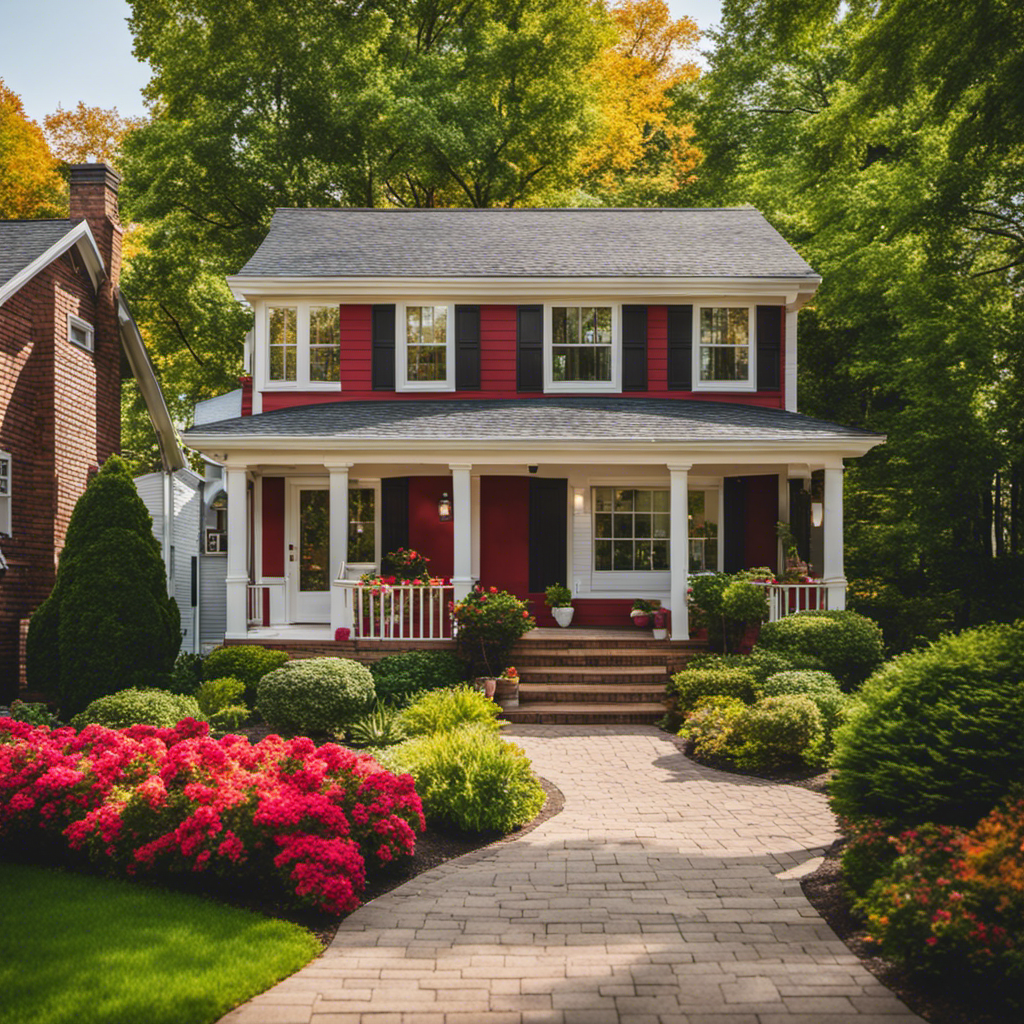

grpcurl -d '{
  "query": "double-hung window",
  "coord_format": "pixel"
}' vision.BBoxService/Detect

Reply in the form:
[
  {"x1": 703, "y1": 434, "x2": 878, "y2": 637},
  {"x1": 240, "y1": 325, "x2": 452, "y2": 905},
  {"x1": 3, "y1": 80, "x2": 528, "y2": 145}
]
[
  {"x1": 265, "y1": 303, "x2": 340, "y2": 388},
  {"x1": 398, "y1": 304, "x2": 454, "y2": 390},
  {"x1": 546, "y1": 305, "x2": 619, "y2": 392},
  {"x1": 695, "y1": 305, "x2": 755, "y2": 390},
  {"x1": 348, "y1": 487, "x2": 376, "y2": 564},
  {"x1": 0, "y1": 450, "x2": 10, "y2": 535}
]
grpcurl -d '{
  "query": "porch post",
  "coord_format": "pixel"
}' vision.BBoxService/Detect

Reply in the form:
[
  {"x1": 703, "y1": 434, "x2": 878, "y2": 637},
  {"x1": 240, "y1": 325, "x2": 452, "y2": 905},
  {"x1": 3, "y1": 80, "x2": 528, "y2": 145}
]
[
  {"x1": 822, "y1": 465, "x2": 847, "y2": 610},
  {"x1": 669, "y1": 463, "x2": 691, "y2": 640},
  {"x1": 328, "y1": 463, "x2": 352, "y2": 633},
  {"x1": 450, "y1": 463, "x2": 473, "y2": 601},
  {"x1": 224, "y1": 465, "x2": 249, "y2": 638}
]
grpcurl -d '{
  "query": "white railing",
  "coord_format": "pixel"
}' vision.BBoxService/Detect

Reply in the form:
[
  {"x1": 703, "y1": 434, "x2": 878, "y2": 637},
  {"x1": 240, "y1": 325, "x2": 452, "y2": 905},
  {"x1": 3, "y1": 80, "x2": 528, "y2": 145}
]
[
  {"x1": 755, "y1": 581, "x2": 830, "y2": 622},
  {"x1": 247, "y1": 583, "x2": 269, "y2": 627},
  {"x1": 333, "y1": 579, "x2": 456, "y2": 640}
]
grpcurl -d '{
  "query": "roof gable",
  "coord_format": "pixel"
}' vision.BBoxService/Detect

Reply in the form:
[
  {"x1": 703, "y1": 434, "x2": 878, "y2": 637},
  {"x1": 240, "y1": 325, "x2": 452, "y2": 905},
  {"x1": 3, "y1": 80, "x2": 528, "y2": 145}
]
[{"x1": 0, "y1": 219, "x2": 105, "y2": 305}]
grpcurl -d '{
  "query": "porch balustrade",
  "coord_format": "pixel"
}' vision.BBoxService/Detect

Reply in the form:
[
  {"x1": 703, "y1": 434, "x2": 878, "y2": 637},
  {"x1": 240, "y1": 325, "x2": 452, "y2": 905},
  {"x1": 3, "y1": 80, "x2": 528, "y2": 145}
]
[
  {"x1": 333, "y1": 579, "x2": 455, "y2": 640},
  {"x1": 247, "y1": 583, "x2": 269, "y2": 627},
  {"x1": 755, "y1": 581, "x2": 830, "y2": 622}
]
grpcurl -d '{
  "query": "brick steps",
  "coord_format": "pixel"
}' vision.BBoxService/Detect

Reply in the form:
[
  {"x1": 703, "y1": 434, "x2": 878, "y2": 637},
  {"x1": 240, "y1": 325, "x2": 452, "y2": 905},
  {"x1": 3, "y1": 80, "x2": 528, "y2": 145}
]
[
  {"x1": 501, "y1": 702, "x2": 666, "y2": 725},
  {"x1": 517, "y1": 665, "x2": 668, "y2": 685},
  {"x1": 518, "y1": 682, "x2": 664, "y2": 703},
  {"x1": 510, "y1": 649, "x2": 675, "y2": 667}
]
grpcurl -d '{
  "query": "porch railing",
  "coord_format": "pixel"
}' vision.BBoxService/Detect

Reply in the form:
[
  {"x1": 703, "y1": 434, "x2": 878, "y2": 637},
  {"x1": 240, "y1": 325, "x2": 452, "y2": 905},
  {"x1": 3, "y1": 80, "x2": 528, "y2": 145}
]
[
  {"x1": 755, "y1": 581, "x2": 829, "y2": 622},
  {"x1": 334, "y1": 580, "x2": 456, "y2": 640},
  {"x1": 247, "y1": 583, "x2": 269, "y2": 627}
]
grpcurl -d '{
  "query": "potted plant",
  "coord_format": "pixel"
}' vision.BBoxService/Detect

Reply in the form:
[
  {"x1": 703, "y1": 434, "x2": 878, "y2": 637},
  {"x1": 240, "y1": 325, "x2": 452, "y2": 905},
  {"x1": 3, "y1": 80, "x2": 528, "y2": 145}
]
[
  {"x1": 451, "y1": 586, "x2": 535, "y2": 680},
  {"x1": 651, "y1": 608, "x2": 668, "y2": 640},
  {"x1": 495, "y1": 666, "x2": 520, "y2": 709},
  {"x1": 630, "y1": 598, "x2": 655, "y2": 628},
  {"x1": 545, "y1": 583, "x2": 574, "y2": 627}
]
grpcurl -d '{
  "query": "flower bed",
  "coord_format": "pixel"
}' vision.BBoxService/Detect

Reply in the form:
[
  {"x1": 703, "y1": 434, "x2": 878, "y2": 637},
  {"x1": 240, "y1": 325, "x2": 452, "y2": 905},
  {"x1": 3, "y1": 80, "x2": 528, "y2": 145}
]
[{"x1": 0, "y1": 716, "x2": 424, "y2": 914}]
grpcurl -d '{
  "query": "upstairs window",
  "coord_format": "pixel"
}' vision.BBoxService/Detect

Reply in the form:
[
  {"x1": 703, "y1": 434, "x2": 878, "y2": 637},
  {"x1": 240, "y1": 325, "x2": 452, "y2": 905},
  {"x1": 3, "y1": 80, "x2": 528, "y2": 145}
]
[
  {"x1": 0, "y1": 451, "x2": 11, "y2": 535},
  {"x1": 546, "y1": 305, "x2": 619, "y2": 392},
  {"x1": 268, "y1": 306, "x2": 297, "y2": 381},
  {"x1": 68, "y1": 313, "x2": 94, "y2": 352},
  {"x1": 308, "y1": 306, "x2": 340, "y2": 382},
  {"x1": 398, "y1": 303, "x2": 454, "y2": 390},
  {"x1": 265, "y1": 304, "x2": 340, "y2": 388},
  {"x1": 695, "y1": 306, "x2": 755, "y2": 390}
]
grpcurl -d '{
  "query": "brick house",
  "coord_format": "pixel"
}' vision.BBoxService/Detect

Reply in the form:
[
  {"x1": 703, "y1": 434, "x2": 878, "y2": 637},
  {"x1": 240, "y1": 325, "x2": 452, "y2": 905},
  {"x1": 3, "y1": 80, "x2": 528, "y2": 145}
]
[
  {"x1": 183, "y1": 208, "x2": 885, "y2": 648},
  {"x1": 0, "y1": 164, "x2": 183, "y2": 699}
]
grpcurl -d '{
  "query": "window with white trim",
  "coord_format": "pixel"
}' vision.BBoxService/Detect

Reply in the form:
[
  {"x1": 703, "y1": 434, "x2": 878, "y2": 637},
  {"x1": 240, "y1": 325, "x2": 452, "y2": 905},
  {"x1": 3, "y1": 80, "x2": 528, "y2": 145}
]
[
  {"x1": 0, "y1": 451, "x2": 11, "y2": 536},
  {"x1": 68, "y1": 313, "x2": 94, "y2": 352},
  {"x1": 547, "y1": 305, "x2": 618, "y2": 391},
  {"x1": 348, "y1": 487, "x2": 376, "y2": 563},
  {"x1": 398, "y1": 303, "x2": 454, "y2": 390},
  {"x1": 695, "y1": 306, "x2": 755, "y2": 389},
  {"x1": 688, "y1": 489, "x2": 719, "y2": 572},
  {"x1": 593, "y1": 487, "x2": 670, "y2": 571},
  {"x1": 265, "y1": 303, "x2": 340, "y2": 387}
]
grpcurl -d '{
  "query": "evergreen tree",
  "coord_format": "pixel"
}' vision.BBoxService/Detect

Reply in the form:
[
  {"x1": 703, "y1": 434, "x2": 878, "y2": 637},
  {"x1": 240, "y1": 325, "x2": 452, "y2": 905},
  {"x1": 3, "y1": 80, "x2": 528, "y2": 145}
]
[{"x1": 26, "y1": 456, "x2": 181, "y2": 716}]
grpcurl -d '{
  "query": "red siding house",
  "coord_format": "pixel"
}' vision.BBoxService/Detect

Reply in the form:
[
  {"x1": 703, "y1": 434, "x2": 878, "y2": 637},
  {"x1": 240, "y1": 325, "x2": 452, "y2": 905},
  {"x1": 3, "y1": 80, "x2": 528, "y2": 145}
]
[{"x1": 183, "y1": 208, "x2": 884, "y2": 643}]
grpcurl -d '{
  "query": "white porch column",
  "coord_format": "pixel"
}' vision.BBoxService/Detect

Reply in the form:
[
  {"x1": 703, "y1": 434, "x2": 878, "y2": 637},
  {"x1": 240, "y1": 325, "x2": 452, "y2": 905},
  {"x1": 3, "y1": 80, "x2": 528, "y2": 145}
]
[
  {"x1": 778, "y1": 471, "x2": 790, "y2": 571},
  {"x1": 328, "y1": 463, "x2": 352, "y2": 633},
  {"x1": 669, "y1": 464, "x2": 691, "y2": 640},
  {"x1": 450, "y1": 463, "x2": 473, "y2": 601},
  {"x1": 822, "y1": 465, "x2": 847, "y2": 610},
  {"x1": 224, "y1": 465, "x2": 249, "y2": 638},
  {"x1": 785, "y1": 307, "x2": 799, "y2": 412}
]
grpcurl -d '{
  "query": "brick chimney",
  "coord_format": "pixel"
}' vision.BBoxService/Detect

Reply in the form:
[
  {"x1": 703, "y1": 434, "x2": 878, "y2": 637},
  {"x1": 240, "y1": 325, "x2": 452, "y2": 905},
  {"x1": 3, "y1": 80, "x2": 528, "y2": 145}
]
[{"x1": 68, "y1": 163, "x2": 122, "y2": 290}]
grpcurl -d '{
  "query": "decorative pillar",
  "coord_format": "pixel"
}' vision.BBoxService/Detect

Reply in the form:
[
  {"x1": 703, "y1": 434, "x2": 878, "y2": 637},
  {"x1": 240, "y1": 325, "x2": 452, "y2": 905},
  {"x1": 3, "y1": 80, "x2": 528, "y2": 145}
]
[
  {"x1": 328, "y1": 463, "x2": 352, "y2": 633},
  {"x1": 669, "y1": 464, "x2": 691, "y2": 640},
  {"x1": 450, "y1": 464, "x2": 473, "y2": 601},
  {"x1": 224, "y1": 465, "x2": 249, "y2": 637},
  {"x1": 822, "y1": 465, "x2": 846, "y2": 610},
  {"x1": 778, "y1": 471, "x2": 790, "y2": 573},
  {"x1": 785, "y1": 307, "x2": 799, "y2": 412}
]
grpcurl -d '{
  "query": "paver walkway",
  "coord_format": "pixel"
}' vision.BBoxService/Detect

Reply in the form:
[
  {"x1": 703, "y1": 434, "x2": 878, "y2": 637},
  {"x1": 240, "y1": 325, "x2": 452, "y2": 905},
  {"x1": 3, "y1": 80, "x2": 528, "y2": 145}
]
[{"x1": 222, "y1": 725, "x2": 922, "y2": 1024}]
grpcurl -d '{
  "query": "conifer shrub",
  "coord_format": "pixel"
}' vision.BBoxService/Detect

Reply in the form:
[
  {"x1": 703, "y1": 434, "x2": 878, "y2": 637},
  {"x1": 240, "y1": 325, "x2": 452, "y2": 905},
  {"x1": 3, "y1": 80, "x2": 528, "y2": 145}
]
[
  {"x1": 756, "y1": 609, "x2": 885, "y2": 691},
  {"x1": 370, "y1": 651, "x2": 465, "y2": 707},
  {"x1": 399, "y1": 685, "x2": 503, "y2": 737},
  {"x1": 256, "y1": 658, "x2": 374, "y2": 735},
  {"x1": 830, "y1": 622, "x2": 1024, "y2": 826},
  {"x1": 26, "y1": 456, "x2": 181, "y2": 717},
  {"x1": 71, "y1": 688, "x2": 203, "y2": 730},
  {"x1": 203, "y1": 646, "x2": 289, "y2": 704}
]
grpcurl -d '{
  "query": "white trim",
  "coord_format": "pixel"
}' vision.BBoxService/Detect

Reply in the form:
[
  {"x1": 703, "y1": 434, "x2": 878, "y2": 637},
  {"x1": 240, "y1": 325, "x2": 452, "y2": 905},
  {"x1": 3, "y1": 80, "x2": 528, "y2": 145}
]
[
  {"x1": 544, "y1": 303, "x2": 620, "y2": 394},
  {"x1": 397, "y1": 302, "x2": 456, "y2": 392},
  {"x1": 0, "y1": 221, "x2": 105, "y2": 308},
  {"x1": 258, "y1": 300, "x2": 342, "y2": 393},
  {"x1": 0, "y1": 449, "x2": 11, "y2": 536},
  {"x1": 693, "y1": 304, "x2": 756, "y2": 392},
  {"x1": 67, "y1": 312, "x2": 94, "y2": 352},
  {"x1": 784, "y1": 307, "x2": 799, "y2": 412}
]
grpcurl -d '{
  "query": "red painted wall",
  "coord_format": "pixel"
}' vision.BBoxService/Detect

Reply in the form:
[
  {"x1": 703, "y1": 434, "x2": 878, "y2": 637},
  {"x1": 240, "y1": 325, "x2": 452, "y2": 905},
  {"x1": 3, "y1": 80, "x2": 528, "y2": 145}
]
[
  {"x1": 408, "y1": 476, "x2": 453, "y2": 577},
  {"x1": 261, "y1": 477, "x2": 285, "y2": 576},
  {"x1": 744, "y1": 474, "x2": 779, "y2": 572},
  {"x1": 479, "y1": 477, "x2": 530, "y2": 595}
]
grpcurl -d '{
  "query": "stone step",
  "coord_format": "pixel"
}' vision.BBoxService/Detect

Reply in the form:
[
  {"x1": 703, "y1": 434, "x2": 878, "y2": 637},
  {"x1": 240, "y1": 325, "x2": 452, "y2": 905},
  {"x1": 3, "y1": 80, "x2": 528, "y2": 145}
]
[
  {"x1": 500, "y1": 701, "x2": 666, "y2": 725},
  {"x1": 517, "y1": 664, "x2": 669, "y2": 685},
  {"x1": 518, "y1": 682, "x2": 665, "y2": 703},
  {"x1": 509, "y1": 648, "x2": 679, "y2": 667}
]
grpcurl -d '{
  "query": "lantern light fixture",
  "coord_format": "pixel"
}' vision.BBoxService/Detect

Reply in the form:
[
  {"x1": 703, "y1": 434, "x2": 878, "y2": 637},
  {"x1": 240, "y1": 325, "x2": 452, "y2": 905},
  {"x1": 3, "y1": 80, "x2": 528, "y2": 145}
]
[
  {"x1": 438, "y1": 492, "x2": 452, "y2": 521},
  {"x1": 811, "y1": 501, "x2": 824, "y2": 528}
]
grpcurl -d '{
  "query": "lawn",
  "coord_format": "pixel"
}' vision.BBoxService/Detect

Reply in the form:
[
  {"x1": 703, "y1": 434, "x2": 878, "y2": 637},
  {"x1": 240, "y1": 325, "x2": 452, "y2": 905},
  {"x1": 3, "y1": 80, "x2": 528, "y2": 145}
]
[{"x1": 0, "y1": 862, "x2": 320, "y2": 1024}]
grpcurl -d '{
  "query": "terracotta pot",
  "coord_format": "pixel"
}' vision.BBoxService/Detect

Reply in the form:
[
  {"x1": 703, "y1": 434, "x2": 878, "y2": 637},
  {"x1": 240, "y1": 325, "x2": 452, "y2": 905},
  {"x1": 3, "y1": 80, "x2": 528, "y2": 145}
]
[
  {"x1": 495, "y1": 676, "x2": 519, "y2": 709},
  {"x1": 474, "y1": 676, "x2": 498, "y2": 699}
]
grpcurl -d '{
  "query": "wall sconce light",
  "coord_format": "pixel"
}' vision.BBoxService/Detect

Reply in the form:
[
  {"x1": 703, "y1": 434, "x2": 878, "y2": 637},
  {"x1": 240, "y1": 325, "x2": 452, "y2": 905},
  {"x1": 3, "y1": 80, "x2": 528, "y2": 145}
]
[
  {"x1": 573, "y1": 488, "x2": 585, "y2": 513},
  {"x1": 438, "y1": 492, "x2": 452, "y2": 522},
  {"x1": 811, "y1": 501, "x2": 824, "y2": 528}
]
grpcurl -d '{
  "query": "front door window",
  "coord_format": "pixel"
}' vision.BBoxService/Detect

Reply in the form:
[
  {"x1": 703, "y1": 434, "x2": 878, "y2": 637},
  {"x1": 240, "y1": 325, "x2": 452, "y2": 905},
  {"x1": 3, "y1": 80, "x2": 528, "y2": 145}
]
[{"x1": 299, "y1": 489, "x2": 330, "y2": 593}]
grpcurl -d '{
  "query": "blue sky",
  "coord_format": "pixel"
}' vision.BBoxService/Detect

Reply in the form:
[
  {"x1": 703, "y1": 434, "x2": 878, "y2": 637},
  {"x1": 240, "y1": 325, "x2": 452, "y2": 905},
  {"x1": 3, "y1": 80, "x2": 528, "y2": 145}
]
[{"x1": 2, "y1": 0, "x2": 723, "y2": 126}]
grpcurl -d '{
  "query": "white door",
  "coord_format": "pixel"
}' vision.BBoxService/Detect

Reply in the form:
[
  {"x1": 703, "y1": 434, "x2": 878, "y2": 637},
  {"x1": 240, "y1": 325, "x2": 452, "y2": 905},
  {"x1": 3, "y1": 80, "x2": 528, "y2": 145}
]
[{"x1": 288, "y1": 484, "x2": 330, "y2": 622}]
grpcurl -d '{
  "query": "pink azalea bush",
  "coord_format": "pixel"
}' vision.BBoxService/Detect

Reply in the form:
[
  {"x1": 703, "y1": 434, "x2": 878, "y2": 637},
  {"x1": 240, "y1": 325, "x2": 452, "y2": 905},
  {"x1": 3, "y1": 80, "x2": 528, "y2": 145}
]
[{"x1": 0, "y1": 716, "x2": 424, "y2": 914}]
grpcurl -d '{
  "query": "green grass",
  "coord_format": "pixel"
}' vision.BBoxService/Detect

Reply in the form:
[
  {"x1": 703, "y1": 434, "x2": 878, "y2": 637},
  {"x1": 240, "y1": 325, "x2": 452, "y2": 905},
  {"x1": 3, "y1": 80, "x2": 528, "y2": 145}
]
[{"x1": 0, "y1": 863, "x2": 321, "y2": 1024}]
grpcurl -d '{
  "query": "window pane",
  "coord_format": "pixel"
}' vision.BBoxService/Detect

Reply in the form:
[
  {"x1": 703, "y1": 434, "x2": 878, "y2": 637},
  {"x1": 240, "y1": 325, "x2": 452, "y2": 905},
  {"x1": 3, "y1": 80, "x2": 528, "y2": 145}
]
[
  {"x1": 634, "y1": 513, "x2": 651, "y2": 538},
  {"x1": 613, "y1": 513, "x2": 632, "y2": 538},
  {"x1": 595, "y1": 539, "x2": 612, "y2": 570},
  {"x1": 653, "y1": 491, "x2": 670, "y2": 512},
  {"x1": 613, "y1": 541, "x2": 633, "y2": 570},
  {"x1": 299, "y1": 490, "x2": 330, "y2": 592},
  {"x1": 593, "y1": 488, "x2": 613, "y2": 512},
  {"x1": 596, "y1": 307, "x2": 612, "y2": 344},
  {"x1": 552, "y1": 308, "x2": 568, "y2": 346},
  {"x1": 635, "y1": 543, "x2": 652, "y2": 570},
  {"x1": 406, "y1": 306, "x2": 421, "y2": 341},
  {"x1": 565, "y1": 306, "x2": 580, "y2": 343},
  {"x1": 652, "y1": 540, "x2": 669, "y2": 570},
  {"x1": 614, "y1": 489, "x2": 634, "y2": 512},
  {"x1": 309, "y1": 346, "x2": 339, "y2": 382},
  {"x1": 269, "y1": 306, "x2": 297, "y2": 382},
  {"x1": 594, "y1": 513, "x2": 612, "y2": 538},
  {"x1": 689, "y1": 491, "x2": 705, "y2": 519},
  {"x1": 348, "y1": 486, "x2": 376, "y2": 564},
  {"x1": 653, "y1": 513, "x2": 670, "y2": 538},
  {"x1": 432, "y1": 306, "x2": 447, "y2": 345},
  {"x1": 309, "y1": 306, "x2": 339, "y2": 346},
  {"x1": 635, "y1": 490, "x2": 652, "y2": 512},
  {"x1": 269, "y1": 347, "x2": 283, "y2": 380}
]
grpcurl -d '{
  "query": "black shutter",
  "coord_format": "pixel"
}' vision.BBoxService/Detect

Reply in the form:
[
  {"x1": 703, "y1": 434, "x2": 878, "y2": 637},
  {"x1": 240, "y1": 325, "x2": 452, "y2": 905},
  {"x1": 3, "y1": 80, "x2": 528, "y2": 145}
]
[
  {"x1": 528, "y1": 478, "x2": 567, "y2": 593},
  {"x1": 756, "y1": 305, "x2": 782, "y2": 391},
  {"x1": 455, "y1": 305, "x2": 481, "y2": 391},
  {"x1": 380, "y1": 477, "x2": 409, "y2": 558},
  {"x1": 723, "y1": 476, "x2": 746, "y2": 572},
  {"x1": 371, "y1": 304, "x2": 395, "y2": 390},
  {"x1": 517, "y1": 305, "x2": 543, "y2": 392},
  {"x1": 666, "y1": 304, "x2": 693, "y2": 390},
  {"x1": 622, "y1": 305, "x2": 647, "y2": 391}
]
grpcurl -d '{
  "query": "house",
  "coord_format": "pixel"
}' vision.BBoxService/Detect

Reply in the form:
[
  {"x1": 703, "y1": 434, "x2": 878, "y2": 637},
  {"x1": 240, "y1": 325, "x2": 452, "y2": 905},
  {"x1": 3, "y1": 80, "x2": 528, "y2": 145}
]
[
  {"x1": 0, "y1": 164, "x2": 185, "y2": 698},
  {"x1": 183, "y1": 207, "x2": 884, "y2": 644}
]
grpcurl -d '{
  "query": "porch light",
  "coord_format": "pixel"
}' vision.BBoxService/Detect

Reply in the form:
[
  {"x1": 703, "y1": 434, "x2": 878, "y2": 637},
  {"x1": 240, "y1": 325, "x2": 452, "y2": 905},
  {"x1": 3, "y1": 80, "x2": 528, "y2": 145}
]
[
  {"x1": 811, "y1": 501, "x2": 824, "y2": 528},
  {"x1": 438, "y1": 492, "x2": 452, "y2": 522},
  {"x1": 573, "y1": 488, "x2": 585, "y2": 513}
]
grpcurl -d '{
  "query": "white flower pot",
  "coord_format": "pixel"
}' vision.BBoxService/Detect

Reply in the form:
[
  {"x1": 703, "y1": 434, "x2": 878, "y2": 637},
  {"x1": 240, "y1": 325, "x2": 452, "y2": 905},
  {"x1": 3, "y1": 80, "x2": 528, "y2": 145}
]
[
  {"x1": 552, "y1": 606, "x2": 574, "y2": 628},
  {"x1": 652, "y1": 627, "x2": 668, "y2": 640}
]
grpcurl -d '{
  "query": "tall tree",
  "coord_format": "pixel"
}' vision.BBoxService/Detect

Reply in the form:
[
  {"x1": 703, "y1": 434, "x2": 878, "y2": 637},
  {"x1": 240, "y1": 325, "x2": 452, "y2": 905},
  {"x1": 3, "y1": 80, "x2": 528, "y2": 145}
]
[
  {"x1": 44, "y1": 103, "x2": 145, "y2": 169},
  {"x1": 0, "y1": 81, "x2": 66, "y2": 218}
]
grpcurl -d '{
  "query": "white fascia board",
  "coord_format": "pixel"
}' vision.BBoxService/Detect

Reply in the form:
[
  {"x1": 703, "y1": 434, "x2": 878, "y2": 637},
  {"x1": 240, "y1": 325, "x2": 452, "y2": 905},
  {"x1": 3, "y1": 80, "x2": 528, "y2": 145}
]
[
  {"x1": 0, "y1": 221, "x2": 105, "y2": 307},
  {"x1": 226, "y1": 275, "x2": 822, "y2": 308}
]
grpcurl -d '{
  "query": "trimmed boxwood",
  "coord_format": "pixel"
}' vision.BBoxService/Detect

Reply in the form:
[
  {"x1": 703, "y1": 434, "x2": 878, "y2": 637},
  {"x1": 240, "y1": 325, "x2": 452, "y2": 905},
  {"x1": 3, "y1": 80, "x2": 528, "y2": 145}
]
[
  {"x1": 669, "y1": 666, "x2": 758, "y2": 717},
  {"x1": 71, "y1": 688, "x2": 203, "y2": 730},
  {"x1": 203, "y1": 646, "x2": 289, "y2": 705},
  {"x1": 759, "y1": 670, "x2": 848, "y2": 748},
  {"x1": 756, "y1": 610, "x2": 885, "y2": 691},
  {"x1": 830, "y1": 622, "x2": 1024, "y2": 827},
  {"x1": 256, "y1": 658, "x2": 375, "y2": 735},
  {"x1": 370, "y1": 651, "x2": 465, "y2": 707},
  {"x1": 733, "y1": 695, "x2": 825, "y2": 771}
]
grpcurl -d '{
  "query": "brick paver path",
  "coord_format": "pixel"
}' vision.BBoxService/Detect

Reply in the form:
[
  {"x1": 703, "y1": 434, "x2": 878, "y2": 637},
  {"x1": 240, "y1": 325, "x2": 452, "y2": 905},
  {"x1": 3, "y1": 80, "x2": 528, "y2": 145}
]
[{"x1": 221, "y1": 725, "x2": 922, "y2": 1024}]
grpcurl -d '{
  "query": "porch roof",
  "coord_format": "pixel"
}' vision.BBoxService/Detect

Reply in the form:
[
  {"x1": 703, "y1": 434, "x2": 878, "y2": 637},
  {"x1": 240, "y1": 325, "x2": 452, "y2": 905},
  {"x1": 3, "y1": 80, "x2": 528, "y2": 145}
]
[{"x1": 184, "y1": 397, "x2": 883, "y2": 447}]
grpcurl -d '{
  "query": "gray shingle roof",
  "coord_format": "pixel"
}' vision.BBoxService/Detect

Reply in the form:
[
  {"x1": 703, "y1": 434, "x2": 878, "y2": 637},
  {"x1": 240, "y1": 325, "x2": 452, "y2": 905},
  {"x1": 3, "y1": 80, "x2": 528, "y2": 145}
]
[
  {"x1": 235, "y1": 208, "x2": 819, "y2": 280},
  {"x1": 185, "y1": 398, "x2": 875, "y2": 443},
  {"x1": 0, "y1": 220, "x2": 76, "y2": 291}
]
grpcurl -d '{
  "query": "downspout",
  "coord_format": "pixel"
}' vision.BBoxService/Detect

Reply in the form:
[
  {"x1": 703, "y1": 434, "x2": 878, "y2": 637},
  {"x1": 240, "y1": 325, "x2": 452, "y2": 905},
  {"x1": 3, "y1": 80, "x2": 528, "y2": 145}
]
[
  {"x1": 163, "y1": 470, "x2": 173, "y2": 596},
  {"x1": 194, "y1": 478, "x2": 203, "y2": 654}
]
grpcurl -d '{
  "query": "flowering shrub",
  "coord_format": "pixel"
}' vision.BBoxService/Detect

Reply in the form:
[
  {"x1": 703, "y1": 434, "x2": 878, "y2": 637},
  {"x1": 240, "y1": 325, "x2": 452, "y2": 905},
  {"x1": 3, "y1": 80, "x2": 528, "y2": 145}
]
[
  {"x1": 382, "y1": 547, "x2": 431, "y2": 581},
  {"x1": 0, "y1": 716, "x2": 423, "y2": 914},
  {"x1": 451, "y1": 586, "x2": 534, "y2": 676}
]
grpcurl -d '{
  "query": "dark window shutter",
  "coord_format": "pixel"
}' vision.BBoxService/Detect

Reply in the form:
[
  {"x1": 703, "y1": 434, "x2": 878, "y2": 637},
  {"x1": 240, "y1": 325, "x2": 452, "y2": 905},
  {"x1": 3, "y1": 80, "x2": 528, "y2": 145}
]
[
  {"x1": 371, "y1": 304, "x2": 395, "y2": 390},
  {"x1": 756, "y1": 305, "x2": 782, "y2": 391},
  {"x1": 723, "y1": 476, "x2": 746, "y2": 572},
  {"x1": 528, "y1": 478, "x2": 567, "y2": 593},
  {"x1": 666, "y1": 305, "x2": 692, "y2": 390},
  {"x1": 380, "y1": 477, "x2": 409, "y2": 558},
  {"x1": 621, "y1": 305, "x2": 647, "y2": 391},
  {"x1": 455, "y1": 305, "x2": 481, "y2": 391},
  {"x1": 517, "y1": 305, "x2": 543, "y2": 392}
]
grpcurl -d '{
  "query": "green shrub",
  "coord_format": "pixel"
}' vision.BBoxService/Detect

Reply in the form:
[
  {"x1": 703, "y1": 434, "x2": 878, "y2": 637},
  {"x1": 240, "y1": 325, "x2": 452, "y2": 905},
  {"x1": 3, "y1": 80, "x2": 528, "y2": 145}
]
[
  {"x1": 669, "y1": 666, "x2": 758, "y2": 717},
  {"x1": 690, "y1": 570, "x2": 771, "y2": 652},
  {"x1": 196, "y1": 677, "x2": 246, "y2": 717},
  {"x1": 208, "y1": 705, "x2": 250, "y2": 732},
  {"x1": 256, "y1": 658, "x2": 374, "y2": 735},
  {"x1": 71, "y1": 688, "x2": 203, "y2": 730},
  {"x1": 680, "y1": 696, "x2": 747, "y2": 760},
  {"x1": 383, "y1": 724, "x2": 545, "y2": 833},
  {"x1": 747, "y1": 646, "x2": 824, "y2": 683},
  {"x1": 759, "y1": 670, "x2": 849, "y2": 750},
  {"x1": 732, "y1": 695, "x2": 825, "y2": 771},
  {"x1": 830, "y1": 622, "x2": 1024, "y2": 826},
  {"x1": 370, "y1": 651, "x2": 465, "y2": 707},
  {"x1": 451, "y1": 587, "x2": 535, "y2": 676},
  {"x1": 399, "y1": 685, "x2": 503, "y2": 737},
  {"x1": 169, "y1": 652, "x2": 205, "y2": 696},
  {"x1": 756, "y1": 610, "x2": 885, "y2": 691},
  {"x1": 0, "y1": 700, "x2": 59, "y2": 728},
  {"x1": 545, "y1": 583, "x2": 572, "y2": 608},
  {"x1": 204, "y1": 646, "x2": 289, "y2": 704},
  {"x1": 346, "y1": 703, "x2": 408, "y2": 748}
]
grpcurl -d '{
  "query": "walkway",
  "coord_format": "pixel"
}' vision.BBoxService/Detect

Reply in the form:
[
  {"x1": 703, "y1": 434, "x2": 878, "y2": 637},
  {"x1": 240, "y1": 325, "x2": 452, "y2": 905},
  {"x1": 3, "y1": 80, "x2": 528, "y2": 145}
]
[{"x1": 221, "y1": 726, "x2": 922, "y2": 1024}]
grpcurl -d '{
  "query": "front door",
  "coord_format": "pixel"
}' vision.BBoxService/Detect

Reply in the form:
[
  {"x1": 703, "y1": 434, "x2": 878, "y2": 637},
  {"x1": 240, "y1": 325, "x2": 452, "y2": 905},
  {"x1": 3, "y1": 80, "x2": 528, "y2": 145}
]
[{"x1": 288, "y1": 484, "x2": 330, "y2": 622}]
